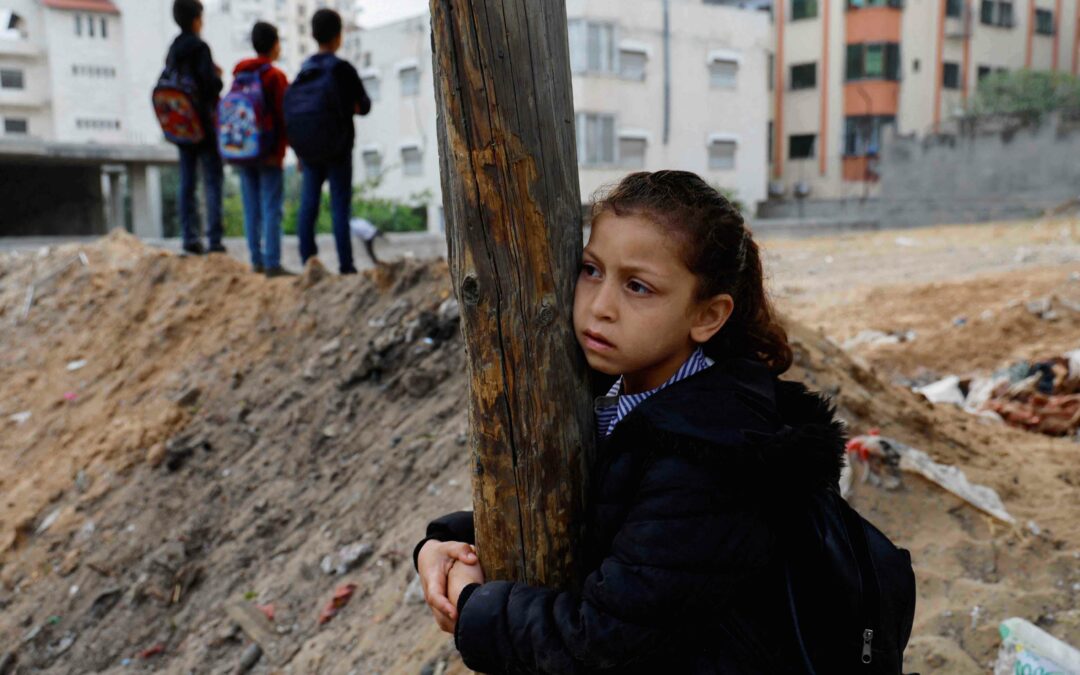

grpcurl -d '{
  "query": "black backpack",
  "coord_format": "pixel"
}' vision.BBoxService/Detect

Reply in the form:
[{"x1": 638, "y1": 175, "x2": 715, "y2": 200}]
[
  {"x1": 783, "y1": 488, "x2": 917, "y2": 674},
  {"x1": 283, "y1": 56, "x2": 347, "y2": 162}
]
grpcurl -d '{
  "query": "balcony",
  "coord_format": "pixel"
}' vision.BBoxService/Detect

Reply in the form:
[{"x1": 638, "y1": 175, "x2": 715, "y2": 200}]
[{"x1": 0, "y1": 38, "x2": 42, "y2": 58}]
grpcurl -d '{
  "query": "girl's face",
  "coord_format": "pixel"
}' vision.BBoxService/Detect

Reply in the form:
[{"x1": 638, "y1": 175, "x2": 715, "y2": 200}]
[{"x1": 573, "y1": 212, "x2": 733, "y2": 394}]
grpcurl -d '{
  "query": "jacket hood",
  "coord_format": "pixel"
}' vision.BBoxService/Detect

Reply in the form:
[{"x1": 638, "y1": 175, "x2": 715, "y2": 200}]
[
  {"x1": 169, "y1": 32, "x2": 203, "y2": 62},
  {"x1": 624, "y1": 358, "x2": 847, "y2": 494}
]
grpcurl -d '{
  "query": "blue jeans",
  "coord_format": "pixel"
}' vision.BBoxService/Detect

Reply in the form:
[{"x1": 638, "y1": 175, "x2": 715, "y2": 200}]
[
  {"x1": 178, "y1": 142, "x2": 224, "y2": 248},
  {"x1": 297, "y1": 156, "x2": 355, "y2": 273},
  {"x1": 238, "y1": 165, "x2": 284, "y2": 269}
]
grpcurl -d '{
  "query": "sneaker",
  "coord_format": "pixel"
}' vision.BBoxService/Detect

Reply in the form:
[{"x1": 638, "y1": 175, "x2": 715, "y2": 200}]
[
  {"x1": 264, "y1": 266, "x2": 296, "y2": 278},
  {"x1": 181, "y1": 242, "x2": 206, "y2": 256},
  {"x1": 340, "y1": 266, "x2": 358, "y2": 275},
  {"x1": 208, "y1": 243, "x2": 227, "y2": 254},
  {"x1": 253, "y1": 264, "x2": 264, "y2": 274}
]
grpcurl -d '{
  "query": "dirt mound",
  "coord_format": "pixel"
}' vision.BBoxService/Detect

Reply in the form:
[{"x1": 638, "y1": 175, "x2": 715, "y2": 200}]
[{"x1": 0, "y1": 234, "x2": 1077, "y2": 674}]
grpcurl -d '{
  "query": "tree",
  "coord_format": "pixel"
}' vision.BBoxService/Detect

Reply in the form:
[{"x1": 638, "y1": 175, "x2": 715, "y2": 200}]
[
  {"x1": 969, "y1": 70, "x2": 1080, "y2": 124},
  {"x1": 429, "y1": 0, "x2": 594, "y2": 589}
]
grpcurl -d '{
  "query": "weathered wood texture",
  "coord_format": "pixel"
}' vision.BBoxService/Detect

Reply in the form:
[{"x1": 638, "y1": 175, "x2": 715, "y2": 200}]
[{"x1": 429, "y1": 0, "x2": 593, "y2": 588}]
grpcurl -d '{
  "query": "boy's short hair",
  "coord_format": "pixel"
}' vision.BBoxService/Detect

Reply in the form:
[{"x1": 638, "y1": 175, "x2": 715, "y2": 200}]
[
  {"x1": 251, "y1": 21, "x2": 279, "y2": 55},
  {"x1": 172, "y1": 0, "x2": 203, "y2": 32},
  {"x1": 311, "y1": 8, "x2": 342, "y2": 46}
]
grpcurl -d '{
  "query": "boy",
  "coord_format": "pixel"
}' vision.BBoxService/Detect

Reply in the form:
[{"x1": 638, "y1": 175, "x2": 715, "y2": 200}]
[
  {"x1": 233, "y1": 22, "x2": 291, "y2": 276},
  {"x1": 165, "y1": 0, "x2": 224, "y2": 256},
  {"x1": 289, "y1": 9, "x2": 371, "y2": 274}
]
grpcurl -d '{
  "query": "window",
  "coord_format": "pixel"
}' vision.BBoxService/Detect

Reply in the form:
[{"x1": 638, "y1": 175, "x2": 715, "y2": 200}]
[
  {"x1": 362, "y1": 76, "x2": 380, "y2": 101},
  {"x1": 846, "y1": 43, "x2": 901, "y2": 81},
  {"x1": 790, "y1": 62, "x2": 816, "y2": 90},
  {"x1": 709, "y1": 59, "x2": 738, "y2": 88},
  {"x1": 363, "y1": 52, "x2": 372, "y2": 67},
  {"x1": 87, "y1": 14, "x2": 94, "y2": 37},
  {"x1": 768, "y1": 121, "x2": 774, "y2": 164},
  {"x1": 362, "y1": 150, "x2": 382, "y2": 178},
  {"x1": 619, "y1": 48, "x2": 647, "y2": 81},
  {"x1": 980, "y1": 0, "x2": 1014, "y2": 26},
  {"x1": 75, "y1": 14, "x2": 81, "y2": 36},
  {"x1": 789, "y1": 134, "x2": 816, "y2": 159},
  {"x1": 792, "y1": 0, "x2": 818, "y2": 19},
  {"x1": 946, "y1": 0, "x2": 963, "y2": 16},
  {"x1": 100, "y1": 17, "x2": 107, "y2": 38},
  {"x1": 708, "y1": 139, "x2": 737, "y2": 170},
  {"x1": 847, "y1": 0, "x2": 904, "y2": 7},
  {"x1": 844, "y1": 115, "x2": 894, "y2": 156},
  {"x1": 399, "y1": 66, "x2": 419, "y2": 96},
  {"x1": 402, "y1": 146, "x2": 422, "y2": 175},
  {"x1": 0, "y1": 69, "x2": 24, "y2": 90},
  {"x1": 576, "y1": 112, "x2": 616, "y2": 166},
  {"x1": 977, "y1": 65, "x2": 992, "y2": 80},
  {"x1": 4, "y1": 117, "x2": 27, "y2": 134},
  {"x1": 568, "y1": 20, "x2": 616, "y2": 74},
  {"x1": 619, "y1": 136, "x2": 647, "y2": 169},
  {"x1": 768, "y1": 52, "x2": 774, "y2": 91},
  {"x1": 76, "y1": 118, "x2": 120, "y2": 130},
  {"x1": 1035, "y1": 8, "x2": 1054, "y2": 34},
  {"x1": 942, "y1": 62, "x2": 960, "y2": 89}
]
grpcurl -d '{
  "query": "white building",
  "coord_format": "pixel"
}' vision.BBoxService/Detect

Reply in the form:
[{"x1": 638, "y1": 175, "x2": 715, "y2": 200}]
[{"x1": 353, "y1": 0, "x2": 771, "y2": 232}]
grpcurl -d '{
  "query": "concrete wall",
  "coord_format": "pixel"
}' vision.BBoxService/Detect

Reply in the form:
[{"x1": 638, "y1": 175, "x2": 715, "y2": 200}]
[
  {"x1": 0, "y1": 163, "x2": 106, "y2": 235},
  {"x1": 875, "y1": 118, "x2": 1080, "y2": 227}
]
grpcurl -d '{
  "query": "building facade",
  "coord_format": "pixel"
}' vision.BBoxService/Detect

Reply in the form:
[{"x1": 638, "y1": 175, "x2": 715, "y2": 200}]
[
  {"x1": 769, "y1": 0, "x2": 1080, "y2": 201},
  {"x1": 353, "y1": 0, "x2": 772, "y2": 232}
]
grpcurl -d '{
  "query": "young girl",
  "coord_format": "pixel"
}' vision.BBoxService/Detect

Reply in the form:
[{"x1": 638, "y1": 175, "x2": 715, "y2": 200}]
[{"x1": 415, "y1": 171, "x2": 859, "y2": 673}]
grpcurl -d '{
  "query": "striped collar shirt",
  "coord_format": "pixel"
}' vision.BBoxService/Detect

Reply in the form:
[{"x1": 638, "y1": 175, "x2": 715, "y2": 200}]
[{"x1": 594, "y1": 347, "x2": 715, "y2": 438}]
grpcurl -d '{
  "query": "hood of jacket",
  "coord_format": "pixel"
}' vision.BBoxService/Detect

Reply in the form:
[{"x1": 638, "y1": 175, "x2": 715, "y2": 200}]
[{"x1": 619, "y1": 358, "x2": 847, "y2": 495}]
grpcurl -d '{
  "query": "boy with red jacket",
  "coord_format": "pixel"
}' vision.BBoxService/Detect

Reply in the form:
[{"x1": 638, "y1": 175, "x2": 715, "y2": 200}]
[{"x1": 234, "y1": 22, "x2": 290, "y2": 276}]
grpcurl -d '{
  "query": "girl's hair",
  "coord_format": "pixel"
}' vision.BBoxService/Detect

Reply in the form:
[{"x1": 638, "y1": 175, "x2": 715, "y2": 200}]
[{"x1": 591, "y1": 170, "x2": 793, "y2": 375}]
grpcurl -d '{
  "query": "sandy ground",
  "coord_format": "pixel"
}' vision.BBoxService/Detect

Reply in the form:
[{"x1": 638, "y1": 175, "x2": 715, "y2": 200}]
[{"x1": 0, "y1": 219, "x2": 1077, "y2": 674}]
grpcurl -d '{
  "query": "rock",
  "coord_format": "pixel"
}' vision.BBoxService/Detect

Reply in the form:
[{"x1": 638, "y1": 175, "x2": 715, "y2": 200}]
[
  {"x1": 149, "y1": 541, "x2": 187, "y2": 573},
  {"x1": 404, "y1": 574, "x2": 425, "y2": 605},
  {"x1": 320, "y1": 338, "x2": 342, "y2": 356},
  {"x1": 55, "y1": 632, "x2": 76, "y2": 654},
  {"x1": 299, "y1": 257, "x2": 329, "y2": 289},
  {"x1": 320, "y1": 555, "x2": 336, "y2": 576},
  {"x1": 236, "y1": 643, "x2": 263, "y2": 673},
  {"x1": 402, "y1": 372, "x2": 435, "y2": 398},
  {"x1": 177, "y1": 387, "x2": 202, "y2": 408},
  {"x1": 437, "y1": 298, "x2": 460, "y2": 324},
  {"x1": 336, "y1": 543, "x2": 374, "y2": 574},
  {"x1": 146, "y1": 443, "x2": 167, "y2": 468},
  {"x1": 0, "y1": 651, "x2": 15, "y2": 675}
]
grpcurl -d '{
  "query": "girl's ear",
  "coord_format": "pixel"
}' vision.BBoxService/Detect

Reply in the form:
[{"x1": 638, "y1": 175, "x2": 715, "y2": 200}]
[{"x1": 689, "y1": 294, "x2": 734, "y2": 345}]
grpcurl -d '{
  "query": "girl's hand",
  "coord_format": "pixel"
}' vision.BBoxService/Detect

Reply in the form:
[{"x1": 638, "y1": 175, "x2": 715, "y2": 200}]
[
  {"x1": 417, "y1": 540, "x2": 478, "y2": 631},
  {"x1": 447, "y1": 558, "x2": 486, "y2": 608}
]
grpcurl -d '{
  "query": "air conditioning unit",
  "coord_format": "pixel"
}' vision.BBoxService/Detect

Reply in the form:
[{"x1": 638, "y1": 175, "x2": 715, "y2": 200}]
[
  {"x1": 768, "y1": 180, "x2": 785, "y2": 198},
  {"x1": 793, "y1": 181, "x2": 811, "y2": 199}
]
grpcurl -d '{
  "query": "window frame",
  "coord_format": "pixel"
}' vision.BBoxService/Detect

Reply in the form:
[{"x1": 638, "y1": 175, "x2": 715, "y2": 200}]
[
  {"x1": 792, "y1": 0, "x2": 819, "y2": 20},
  {"x1": 845, "y1": 42, "x2": 901, "y2": 81},
  {"x1": 361, "y1": 148, "x2": 382, "y2": 179},
  {"x1": 3, "y1": 117, "x2": 28, "y2": 134},
  {"x1": 1035, "y1": 8, "x2": 1054, "y2": 34},
  {"x1": 942, "y1": 61, "x2": 961, "y2": 89},
  {"x1": 576, "y1": 111, "x2": 617, "y2": 167},
  {"x1": 399, "y1": 66, "x2": 420, "y2": 97},
  {"x1": 0, "y1": 68, "x2": 25, "y2": 90},
  {"x1": 401, "y1": 145, "x2": 423, "y2": 176},
  {"x1": 789, "y1": 62, "x2": 817, "y2": 90},
  {"x1": 789, "y1": 134, "x2": 817, "y2": 160},
  {"x1": 707, "y1": 136, "x2": 738, "y2": 170}
]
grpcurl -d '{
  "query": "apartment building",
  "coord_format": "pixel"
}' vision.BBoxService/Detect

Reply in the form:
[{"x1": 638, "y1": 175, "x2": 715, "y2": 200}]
[
  {"x1": 769, "y1": 0, "x2": 1080, "y2": 200},
  {"x1": 354, "y1": 0, "x2": 771, "y2": 232}
]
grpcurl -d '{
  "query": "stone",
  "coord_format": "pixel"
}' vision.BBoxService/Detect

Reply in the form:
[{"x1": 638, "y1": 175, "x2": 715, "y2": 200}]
[
  {"x1": 146, "y1": 443, "x2": 167, "y2": 468},
  {"x1": 236, "y1": 643, "x2": 262, "y2": 673}
]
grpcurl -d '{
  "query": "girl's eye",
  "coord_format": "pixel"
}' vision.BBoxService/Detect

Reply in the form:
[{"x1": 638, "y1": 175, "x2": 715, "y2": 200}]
[
  {"x1": 627, "y1": 280, "x2": 652, "y2": 296},
  {"x1": 582, "y1": 262, "x2": 601, "y2": 278}
]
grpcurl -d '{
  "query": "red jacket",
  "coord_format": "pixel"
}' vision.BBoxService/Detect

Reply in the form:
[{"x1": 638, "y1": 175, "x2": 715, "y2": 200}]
[{"x1": 233, "y1": 57, "x2": 289, "y2": 167}]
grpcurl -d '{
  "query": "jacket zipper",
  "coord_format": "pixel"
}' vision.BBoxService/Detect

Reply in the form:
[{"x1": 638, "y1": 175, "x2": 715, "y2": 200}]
[{"x1": 861, "y1": 628, "x2": 873, "y2": 664}]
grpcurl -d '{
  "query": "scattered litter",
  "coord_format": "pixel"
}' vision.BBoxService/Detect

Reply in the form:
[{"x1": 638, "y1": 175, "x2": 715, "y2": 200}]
[
  {"x1": 237, "y1": 643, "x2": 263, "y2": 673},
  {"x1": 62, "y1": 391, "x2": 77, "y2": 402},
  {"x1": 318, "y1": 583, "x2": 358, "y2": 625},
  {"x1": 846, "y1": 435, "x2": 1015, "y2": 524},
  {"x1": 970, "y1": 605, "x2": 982, "y2": 630},
  {"x1": 1026, "y1": 520, "x2": 1042, "y2": 536},
  {"x1": 68, "y1": 585, "x2": 79, "y2": 597},
  {"x1": 404, "y1": 574, "x2": 426, "y2": 605},
  {"x1": 952, "y1": 315, "x2": 968, "y2": 327},
  {"x1": 66, "y1": 360, "x2": 87, "y2": 371},
  {"x1": 257, "y1": 604, "x2": 275, "y2": 622},
  {"x1": 138, "y1": 644, "x2": 165, "y2": 659},
  {"x1": 915, "y1": 376, "x2": 966, "y2": 406},
  {"x1": 321, "y1": 543, "x2": 374, "y2": 576},
  {"x1": 843, "y1": 329, "x2": 916, "y2": 350},
  {"x1": 894, "y1": 236, "x2": 918, "y2": 247},
  {"x1": 55, "y1": 633, "x2": 75, "y2": 654},
  {"x1": 994, "y1": 617, "x2": 1080, "y2": 675},
  {"x1": 9, "y1": 411, "x2": 31, "y2": 425}
]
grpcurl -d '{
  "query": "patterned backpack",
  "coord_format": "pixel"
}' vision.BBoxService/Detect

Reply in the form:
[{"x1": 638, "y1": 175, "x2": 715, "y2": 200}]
[
  {"x1": 152, "y1": 58, "x2": 205, "y2": 145},
  {"x1": 217, "y1": 65, "x2": 273, "y2": 164}
]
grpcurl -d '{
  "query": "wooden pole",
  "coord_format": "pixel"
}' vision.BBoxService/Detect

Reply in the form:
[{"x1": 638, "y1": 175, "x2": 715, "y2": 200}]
[{"x1": 428, "y1": 0, "x2": 593, "y2": 589}]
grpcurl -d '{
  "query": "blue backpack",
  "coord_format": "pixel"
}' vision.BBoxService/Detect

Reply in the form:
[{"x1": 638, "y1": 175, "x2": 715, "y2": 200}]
[
  {"x1": 283, "y1": 56, "x2": 347, "y2": 163},
  {"x1": 218, "y1": 65, "x2": 273, "y2": 164}
]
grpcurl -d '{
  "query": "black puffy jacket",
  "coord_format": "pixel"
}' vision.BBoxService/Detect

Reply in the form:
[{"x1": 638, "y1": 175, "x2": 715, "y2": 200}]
[{"x1": 417, "y1": 358, "x2": 855, "y2": 674}]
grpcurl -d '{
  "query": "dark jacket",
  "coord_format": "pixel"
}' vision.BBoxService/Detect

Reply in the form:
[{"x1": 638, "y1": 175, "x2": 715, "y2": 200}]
[
  {"x1": 415, "y1": 358, "x2": 849, "y2": 674},
  {"x1": 166, "y1": 31, "x2": 223, "y2": 137},
  {"x1": 233, "y1": 57, "x2": 290, "y2": 167},
  {"x1": 300, "y1": 52, "x2": 372, "y2": 155}
]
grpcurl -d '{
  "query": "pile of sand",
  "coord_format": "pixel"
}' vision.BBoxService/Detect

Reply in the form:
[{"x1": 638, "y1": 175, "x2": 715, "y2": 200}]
[{"x1": 0, "y1": 232, "x2": 1077, "y2": 674}]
